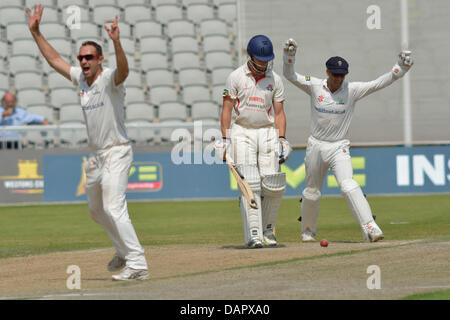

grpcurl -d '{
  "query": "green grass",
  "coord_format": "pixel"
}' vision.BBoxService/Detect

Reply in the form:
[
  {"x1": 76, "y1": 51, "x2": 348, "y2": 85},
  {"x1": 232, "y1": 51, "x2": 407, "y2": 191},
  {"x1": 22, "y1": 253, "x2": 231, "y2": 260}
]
[
  {"x1": 0, "y1": 194, "x2": 449, "y2": 259},
  {"x1": 401, "y1": 288, "x2": 450, "y2": 300}
]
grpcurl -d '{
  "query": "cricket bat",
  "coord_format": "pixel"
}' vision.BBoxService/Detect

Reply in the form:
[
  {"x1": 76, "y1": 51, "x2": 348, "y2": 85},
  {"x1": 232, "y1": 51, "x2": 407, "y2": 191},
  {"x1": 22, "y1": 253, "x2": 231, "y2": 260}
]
[{"x1": 225, "y1": 154, "x2": 258, "y2": 209}]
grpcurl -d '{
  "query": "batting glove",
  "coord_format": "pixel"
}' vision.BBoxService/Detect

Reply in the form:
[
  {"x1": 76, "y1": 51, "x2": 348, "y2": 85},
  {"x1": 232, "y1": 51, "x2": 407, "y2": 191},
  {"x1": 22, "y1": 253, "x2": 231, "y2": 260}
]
[
  {"x1": 284, "y1": 38, "x2": 298, "y2": 56},
  {"x1": 278, "y1": 137, "x2": 292, "y2": 164},
  {"x1": 214, "y1": 137, "x2": 231, "y2": 163},
  {"x1": 398, "y1": 50, "x2": 413, "y2": 68}
]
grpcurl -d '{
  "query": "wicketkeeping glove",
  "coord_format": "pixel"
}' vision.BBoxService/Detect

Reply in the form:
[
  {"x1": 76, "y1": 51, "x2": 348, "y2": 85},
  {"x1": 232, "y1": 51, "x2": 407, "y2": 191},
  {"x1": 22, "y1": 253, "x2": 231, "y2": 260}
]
[
  {"x1": 214, "y1": 137, "x2": 231, "y2": 163},
  {"x1": 284, "y1": 38, "x2": 298, "y2": 56},
  {"x1": 398, "y1": 50, "x2": 413, "y2": 68},
  {"x1": 278, "y1": 137, "x2": 292, "y2": 164}
]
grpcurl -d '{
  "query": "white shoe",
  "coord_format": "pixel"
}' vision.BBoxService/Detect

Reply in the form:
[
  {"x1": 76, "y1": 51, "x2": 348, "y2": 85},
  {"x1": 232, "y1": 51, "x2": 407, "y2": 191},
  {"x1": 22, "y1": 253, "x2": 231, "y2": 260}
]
[
  {"x1": 246, "y1": 238, "x2": 264, "y2": 249},
  {"x1": 263, "y1": 230, "x2": 277, "y2": 246},
  {"x1": 107, "y1": 255, "x2": 126, "y2": 272},
  {"x1": 302, "y1": 230, "x2": 316, "y2": 242},
  {"x1": 363, "y1": 221, "x2": 384, "y2": 242},
  {"x1": 112, "y1": 267, "x2": 149, "y2": 281}
]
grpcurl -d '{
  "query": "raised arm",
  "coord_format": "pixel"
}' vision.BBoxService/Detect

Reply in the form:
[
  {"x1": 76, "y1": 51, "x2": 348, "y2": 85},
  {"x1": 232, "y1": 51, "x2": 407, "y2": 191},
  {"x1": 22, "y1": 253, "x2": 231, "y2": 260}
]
[
  {"x1": 282, "y1": 38, "x2": 312, "y2": 95},
  {"x1": 351, "y1": 51, "x2": 414, "y2": 101},
  {"x1": 104, "y1": 16, "x2": 129, "y2": 86},
  {"x1": 26, "y1": 5, "x2": 71, "y2": 80}
]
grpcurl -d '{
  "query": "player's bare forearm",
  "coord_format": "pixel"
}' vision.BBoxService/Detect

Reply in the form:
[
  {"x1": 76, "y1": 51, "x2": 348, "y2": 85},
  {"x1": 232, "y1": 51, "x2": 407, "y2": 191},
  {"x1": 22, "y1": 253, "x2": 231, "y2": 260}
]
[
  {"x1": 27, "y1": 5, "x2": 70, "y2": 80},
  {"x1": 274, "y1": 102, "x2": 286, "y2": 137},
  {"x1": 221, "y1": 98, "x2": 234, "y2": 137},
  {"x1": 113, "y1": 40, "x2": 129, "y2": 85}
]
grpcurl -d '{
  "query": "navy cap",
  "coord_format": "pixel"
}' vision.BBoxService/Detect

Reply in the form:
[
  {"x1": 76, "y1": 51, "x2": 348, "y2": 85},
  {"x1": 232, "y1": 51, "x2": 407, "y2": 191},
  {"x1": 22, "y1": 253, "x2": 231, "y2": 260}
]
[{"x1": 326, "y1": 56, "x2": 349, "y2": 74}]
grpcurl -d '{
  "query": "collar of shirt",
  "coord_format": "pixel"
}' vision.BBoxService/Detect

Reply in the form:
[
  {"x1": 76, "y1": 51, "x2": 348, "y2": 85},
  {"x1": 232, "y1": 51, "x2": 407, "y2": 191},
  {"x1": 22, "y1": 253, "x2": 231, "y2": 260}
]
[
  {"x1": 243, "y1": 63, "x2": 272, "y2": 79},
  {"x1": 322, "y1": 78, "x2": 345, "y2": 94}
]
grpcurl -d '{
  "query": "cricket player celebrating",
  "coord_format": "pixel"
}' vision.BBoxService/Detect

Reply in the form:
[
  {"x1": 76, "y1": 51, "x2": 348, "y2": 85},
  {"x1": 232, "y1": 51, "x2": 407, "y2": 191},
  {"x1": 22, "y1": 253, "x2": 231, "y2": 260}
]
[
  {"x1": 283, "y1": 38, "x2": 413, "y2": 242},
  {"x1": 215, "y1": 35, "x2": 291, "y2": 248},
  {"x1": 27, "y1": 5, "x2": 149, "y2": 280}
]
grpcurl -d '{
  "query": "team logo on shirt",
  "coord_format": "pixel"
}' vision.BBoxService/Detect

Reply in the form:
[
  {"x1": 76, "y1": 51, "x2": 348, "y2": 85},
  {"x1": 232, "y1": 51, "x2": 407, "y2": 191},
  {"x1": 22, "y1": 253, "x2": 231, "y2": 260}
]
[
  {"x1": 338, "y1": 96, "x2": 345, "y2": 105},
  {"x1": 223, "y1": 89, "x2": 229, "y2": 97},
  {"x1": 266, "y1": 84, "x2": 273, "y2": 92},
  {"x1": 305, "y1": 76, "x2": 311, "y2": 81},
  {"x1": 318, "y1": 95, "x2": 324, "y2": 102}
]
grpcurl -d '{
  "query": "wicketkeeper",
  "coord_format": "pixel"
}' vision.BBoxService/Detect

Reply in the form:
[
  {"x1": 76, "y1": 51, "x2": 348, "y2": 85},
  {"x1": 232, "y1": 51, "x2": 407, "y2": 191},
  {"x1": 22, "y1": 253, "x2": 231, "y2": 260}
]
[
  {"x1": 215, "y1": 35, "x2": 292, "y2": 248},
  {"x1": 283, "y1": 38, "x2": 413, "y2": 242}
]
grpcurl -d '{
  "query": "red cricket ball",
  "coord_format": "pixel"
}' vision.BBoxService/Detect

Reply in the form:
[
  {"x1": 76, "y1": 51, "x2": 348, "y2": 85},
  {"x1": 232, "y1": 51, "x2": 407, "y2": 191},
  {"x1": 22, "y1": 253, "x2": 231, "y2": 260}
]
[{"x1": 320, "y1": 239, "x2": 328, "y2": 247}]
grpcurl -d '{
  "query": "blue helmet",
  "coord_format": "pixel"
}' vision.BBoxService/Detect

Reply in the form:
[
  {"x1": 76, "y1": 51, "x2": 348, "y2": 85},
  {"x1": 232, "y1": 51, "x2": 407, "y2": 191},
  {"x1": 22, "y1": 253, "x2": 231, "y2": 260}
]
[{"x1": 247, "y1": 35, "x2": 274, "y2": 61}]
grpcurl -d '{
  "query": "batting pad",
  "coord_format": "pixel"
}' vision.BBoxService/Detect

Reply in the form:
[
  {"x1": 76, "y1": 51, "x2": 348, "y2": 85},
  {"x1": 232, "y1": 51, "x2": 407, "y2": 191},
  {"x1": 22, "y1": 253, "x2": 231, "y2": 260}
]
[
  {"x1": 341, "y1": 179, "x2": 374, "y2": 227},
  {"x1": 261, "y1": 173, "x2": 286, "y2": 232},
  {"x1": 300, "y1": 187, "x2": 321, "y2": 235},
  {"x1": 237, "y1": 165, "x2": 263, "y2": 244}
]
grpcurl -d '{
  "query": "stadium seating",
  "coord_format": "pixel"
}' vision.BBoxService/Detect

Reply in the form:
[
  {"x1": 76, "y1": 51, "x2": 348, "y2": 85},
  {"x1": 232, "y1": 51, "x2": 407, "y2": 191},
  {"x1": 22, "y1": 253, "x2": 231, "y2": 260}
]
[
  {"x1": 186, "y1": 3, "x2": 214, "y2": 24},
  {"x1": 17, "y1": 88, "x2": 47, "y2": 107},
  {"x1": 149, "y1": 85, "x2": 178, "y2": 106},
  {"x1": 191, "y1": 100, "x2": 220, "y2": 121},
  {"x1": 13, "y1": 71, "x2": 43, "y2": 91},
  {"x1": 145, "y1": 68, "x2": 174, "y2": 88},
  {"x1": 217, "y1": 2, "x2": 237, "y2": 24},
  {"x1": 1, "y1": 0, "x2": 239, "y2": 148}
]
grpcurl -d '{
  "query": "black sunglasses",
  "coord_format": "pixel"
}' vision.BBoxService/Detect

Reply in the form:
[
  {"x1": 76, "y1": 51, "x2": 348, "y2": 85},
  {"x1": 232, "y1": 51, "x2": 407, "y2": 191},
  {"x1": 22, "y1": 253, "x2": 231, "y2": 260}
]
[{"x1": 77, "y1": 54, "x2": 99, "y2": 62}]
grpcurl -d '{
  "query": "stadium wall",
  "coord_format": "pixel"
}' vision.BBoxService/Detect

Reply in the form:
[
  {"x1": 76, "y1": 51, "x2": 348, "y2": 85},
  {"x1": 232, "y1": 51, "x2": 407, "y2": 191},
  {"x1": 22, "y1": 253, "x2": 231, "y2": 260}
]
[{"x1": 1, "y1": 145, "x2": 449, "y2": 205}]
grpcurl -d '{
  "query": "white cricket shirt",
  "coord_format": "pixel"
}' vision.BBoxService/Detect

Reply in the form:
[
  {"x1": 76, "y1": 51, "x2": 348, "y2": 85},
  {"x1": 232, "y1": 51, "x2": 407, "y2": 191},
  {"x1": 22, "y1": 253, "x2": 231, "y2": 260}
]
[
  {"x1": 283, "y1": 56, "x2": 409, "y2": 142},
  {"x1": 224, "y1": 63, "x2": 285, "y2": 128},
  {"x1": 70, "y1": 67, "x2": 130, "y2": 150}
]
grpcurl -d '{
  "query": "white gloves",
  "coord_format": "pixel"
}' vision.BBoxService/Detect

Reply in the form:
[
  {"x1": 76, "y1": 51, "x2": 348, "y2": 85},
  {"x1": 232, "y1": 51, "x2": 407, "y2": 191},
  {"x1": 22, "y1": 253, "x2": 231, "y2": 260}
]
[
  {"x1": 398, "y1": 50, "x2": 413, "y2": 68},
  {"x1": 214, "y1": 137, "x2": 231, "y2": 162},
  {"x1": 284, "y1": 38, "x2": 298, "y2": 56},
  {"x1": 393, "y1": 50, "x2": 413, "y2": 77},
  {"x1": 278, "y1": 137, "x2": 292, "y2": 164}
]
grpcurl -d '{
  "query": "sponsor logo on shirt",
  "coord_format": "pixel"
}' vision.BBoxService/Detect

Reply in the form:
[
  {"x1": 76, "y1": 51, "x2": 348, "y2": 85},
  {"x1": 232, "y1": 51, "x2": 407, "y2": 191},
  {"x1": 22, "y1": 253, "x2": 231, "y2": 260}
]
[
  {"x1": 314, "y1": 105, "x2": 345, "y2": 115},
  {"x1": 249, "y1": 97, "x2": 265, "y2": 104},
  {"x1": 82, "y1": 102, "x2": 104, "y2": 111}
]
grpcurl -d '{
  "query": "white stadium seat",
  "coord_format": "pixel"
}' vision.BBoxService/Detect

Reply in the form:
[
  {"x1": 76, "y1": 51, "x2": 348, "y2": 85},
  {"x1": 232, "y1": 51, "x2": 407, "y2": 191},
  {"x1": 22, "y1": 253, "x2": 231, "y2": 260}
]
[
  {"x1": 11, "y1": 38, "x2": 40, "y2": 57},
  {"x1": 7, "y1": 22, "x2": 32, "y2": 42},
  {"x1": 205, "y1": 50, "x2": 234, "y2": 71},
  {"x1": 155, "y1": 4, "x2": 183, "y2": 25},
  {"x1": 199, "y1": 19, "x2": 228, "y2": 37},
  {"x1": 134, "y1": 20, "x2": 163, "y2": 38},
  {"x1": 203, "y1": 34, "x2": 231, "y2": 53},
  {"x1": 217, "y1": 2, "x2": 237, "y2": 24},
  {"x1": 14, "y1": 71, "x2": 43, "y2": 91},
  {"x1": 191, "y1": 100, "x2": 220, "y2": 121},
  {"x1": 178, "y1": 67, "x2": 207, "y2": 87},
  {"x1": 139, "y1": 36, "x2": 167, "y2": 55},
  {"x1": 69, "y1": 21, "x2": 100, "y2": 41},
  {"x1": 126, "y1": 120, "x2": 155, "y2": 143},
  {"x1": 158, "y1": 101, "x2": 188, "y2": 121},
  {"x1": 145, "y1": 68, "x2": 174, "y2": 87},
  {"x1": 0, "y1": 6, "x2": 26, "y2": 26},
  {"x1": 47, "y1": 37, "x2": 73, "y2": 59},
  {"x1": 27, "y1": 103, "x2": 55, "y2": 123},
  {"x1": 172, "y1": 51, "x2": 201, "y2": 72},
  {"x1": 171, "y1": 35, "x2": 199, "y2": 54},
  {"x1": 39, "y1": 22, "x2": 68, "y2": 38},
  {"x1": 123, "y1": 4, "x2": 151, "y2": 23},
  {"x1": 140, "y1": 51, "x2": 169, "y2": 71},
  {"x1": 8, "y1": 54, "x2": 38, "y2": 73},
  {"x1": 50, "y1": 87, "x2": 79, "y2": 108},
  {"x1": 186, "y1": 3, "x2": 214, "y2": 24},
  {"x1": 149, "y1": 84, "x2": 178, "y2": 105},
  {"x1": 125, "y1": 69, "x2": 143, "y2": 87},
  {"x1": 92, "y1": 5, "x2": 122, "y2": 26},
  {"x1": 211, "y1": 66, "x2": 234, "y2": 85},
  {"x1": 166, "y1": 19, "x2": 196, "y2": 39},
  {"x1": 125, "y1": 86, "x2": 146, "y2": 104},
  {"x1": 17, "y1": 88, "x2": 47, "y2": 107},
  {"x1": 108, "y1": 36, "x2": 135, "y2": 55},
  {"x1": 126, "y1": 101, "x2": 154, "y2": 122},
  {"x1": 182, "y1": 84, "x2": 211, "y2": 105},
  {"x1": 59, "y1": 103, "x2": 84, "y2": 123}
]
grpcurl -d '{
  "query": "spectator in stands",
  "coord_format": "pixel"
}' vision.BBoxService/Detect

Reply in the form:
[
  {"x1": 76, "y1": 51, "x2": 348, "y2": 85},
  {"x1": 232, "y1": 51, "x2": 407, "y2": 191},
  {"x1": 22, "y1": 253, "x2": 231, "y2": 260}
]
[{"x1": 0, "y1": 92, "x2": 48, "y2": 149}]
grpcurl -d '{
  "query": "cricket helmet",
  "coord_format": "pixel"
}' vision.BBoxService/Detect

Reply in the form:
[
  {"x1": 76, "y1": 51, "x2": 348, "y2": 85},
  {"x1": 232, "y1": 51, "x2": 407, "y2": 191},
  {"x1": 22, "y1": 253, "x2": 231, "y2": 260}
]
[{"x1": 247, "y1": 35, "x2": 275, "y2": 61}]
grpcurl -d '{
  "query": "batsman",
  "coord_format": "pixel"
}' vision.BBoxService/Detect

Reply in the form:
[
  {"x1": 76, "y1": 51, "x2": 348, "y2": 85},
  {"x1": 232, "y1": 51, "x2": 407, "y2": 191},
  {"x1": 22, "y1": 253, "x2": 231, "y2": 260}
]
[
  {"x1": 215, "y1": 35, "x2": 292, "y2": 248},
  {"x1": 283, "y1": 38, "x2": 413, "y2": 242}
]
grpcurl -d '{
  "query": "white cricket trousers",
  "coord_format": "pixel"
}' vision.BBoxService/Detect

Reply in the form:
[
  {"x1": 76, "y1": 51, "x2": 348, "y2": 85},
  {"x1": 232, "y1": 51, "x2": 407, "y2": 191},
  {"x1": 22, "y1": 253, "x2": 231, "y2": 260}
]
[
  {"x1": 85, "y1": 143, "x2": 148, "y2": 270},
  {"x1": 301, "y1": 136, "x2": 375, "y2": 234}
]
